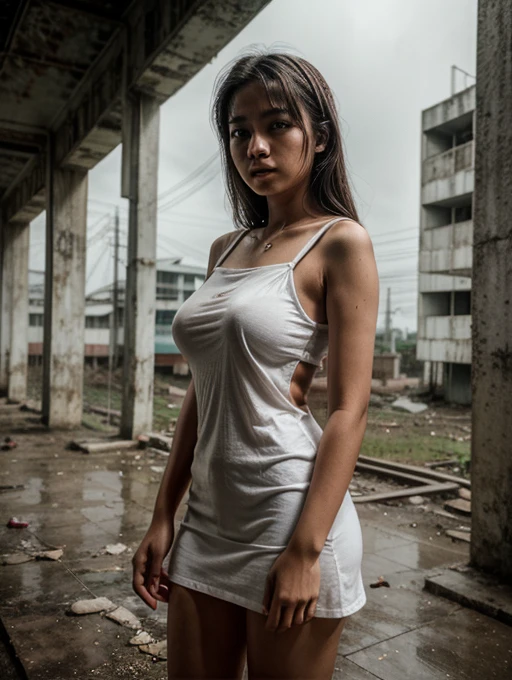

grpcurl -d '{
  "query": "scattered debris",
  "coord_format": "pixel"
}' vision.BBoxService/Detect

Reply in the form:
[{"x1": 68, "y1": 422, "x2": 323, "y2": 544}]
[
  {"x1": 1, "y1": 437, "x2": 17, "y2": 451},
  {"x1": 150, "y1": 465, "x2": 165, "y2": 474},
  {"x1": 458, "y1": 487, "x2": 471, "y2": 501},
  {"x1": 6, "y1": 517, "x2": 29, "y2": 529},
  {"x1": 444, "y1": 498, "x2": 471, "y2": 516},
  {"x1": 139, "y1": 640, "x2": 167, "y2": 660},
  {"x1": 446, "y1": 530, "x2": 471, "y2": 543},
  {"x1": 391, "y1": 397, "x2": 428, "y2": 414},
  {"x1": 104, "y1": 543, "x2": 128, "y2": 556},
  {"x1": 143, "y1": 432, "x2": 173, "y2": 453},
  {"x1": 68, "y1": 439, "x2": 139, "y2": 454},
  {"x1": 408, "y1": 495, "x2": 425, "y2": 505},
  {"x1": 105, "y1": 606, "x2": 141, "y2": 629},
  {"x1": 71, "y1": 597, "x2": 117, "y2": 615},
  {"x1": 36, "y1": 549, "x2": 63, "y2": 561},
  {"x1": 129, "y1": 632, "x2": 154, "y2": 646},
  {"x1": 2, "y1": 553, "x2": 34, "y2": 565},
  {"x1": 352, "y1": 482, "x2": 459, "y2": 504},
  {"x1": 433, "y1": 509, "x2": 460, "y2": 521},
  {"x1": 370, "y1": 576, "x2": 390, "y2": 589}
]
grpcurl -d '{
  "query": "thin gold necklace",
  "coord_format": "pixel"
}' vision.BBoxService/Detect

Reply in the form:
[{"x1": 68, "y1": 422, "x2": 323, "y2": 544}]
[{"x1": 249, "y1": 221, "x2": 287, "y2": 251}]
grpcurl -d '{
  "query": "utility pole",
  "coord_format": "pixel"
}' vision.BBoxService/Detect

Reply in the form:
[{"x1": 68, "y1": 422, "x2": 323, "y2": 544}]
[
  {"x1": 112, "y1": 206, "x2": 120, "y2": 369},
  {"x1": 384, "y1": 287, "x2": 392, "y2": 350}
]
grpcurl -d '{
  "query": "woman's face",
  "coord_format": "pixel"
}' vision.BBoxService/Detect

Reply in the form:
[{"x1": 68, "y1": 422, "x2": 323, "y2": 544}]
[{"x1": 228, "y1": 81, "x2": 324, "y2": 199}]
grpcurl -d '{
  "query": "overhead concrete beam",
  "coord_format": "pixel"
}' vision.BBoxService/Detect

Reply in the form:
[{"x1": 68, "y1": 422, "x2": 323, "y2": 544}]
[{"x1": 0, "y1": 0, "x2": 271, "y2": 222}]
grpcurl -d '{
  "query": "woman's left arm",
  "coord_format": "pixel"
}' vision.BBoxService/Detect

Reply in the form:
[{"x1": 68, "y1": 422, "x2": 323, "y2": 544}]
[
  {"x1": 262, "y1": 221, "x2": 379, "y2": 631},
  {"x1": 288, "y1": 220, "x2": 380, "y2": 557}
]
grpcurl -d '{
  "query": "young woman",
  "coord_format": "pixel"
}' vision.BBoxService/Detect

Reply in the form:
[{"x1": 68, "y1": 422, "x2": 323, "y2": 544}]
[{"x1": 132, "y1": 50, "x2": 379, "y2": 679}]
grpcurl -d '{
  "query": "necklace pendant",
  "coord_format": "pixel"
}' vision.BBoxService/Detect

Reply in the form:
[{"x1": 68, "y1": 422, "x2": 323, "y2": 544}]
[{"x1": 264, "y1": 242, "x2": 272, "y2": 250}]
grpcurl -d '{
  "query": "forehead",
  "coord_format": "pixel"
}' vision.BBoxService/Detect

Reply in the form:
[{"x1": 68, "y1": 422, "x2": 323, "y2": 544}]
[{"x1": 228, "y1": 80, "x2": 287, "y2": 118}]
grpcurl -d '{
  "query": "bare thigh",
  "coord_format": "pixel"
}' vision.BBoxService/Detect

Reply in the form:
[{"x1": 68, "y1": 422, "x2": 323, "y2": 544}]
[
  {"x1": 167, "y1": 583, "x2": 247, "y2": 680},
  {"x1": 246, "y1": 611, "x2": 347, "y2": 680}
]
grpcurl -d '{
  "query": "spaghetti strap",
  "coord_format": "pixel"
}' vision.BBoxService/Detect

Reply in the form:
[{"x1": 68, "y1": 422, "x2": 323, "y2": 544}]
[
  {"x1": 290, "y1": 216, "x2": 351, "y2": 269},
  {"x1": 212, "y1": 229, "x2": 250, "y2": 270}
]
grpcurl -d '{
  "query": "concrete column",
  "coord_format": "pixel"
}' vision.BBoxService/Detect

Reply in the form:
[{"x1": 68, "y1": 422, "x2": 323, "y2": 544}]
[
  {"x1": 42, "y1": 147, "x2": 88, "y2": 428},
  {"x1": 0, "y1": 222, "x2": 30, "y2": 401},
  {"x1": 121, "y1": 92, "x2": 159, "y2": 438},
  {"x1": 0, "y1": 225, "x2": 12, "y2": 394},
  {"x1": 470, "y1": 0, "x2": 512, "y2": 578}
]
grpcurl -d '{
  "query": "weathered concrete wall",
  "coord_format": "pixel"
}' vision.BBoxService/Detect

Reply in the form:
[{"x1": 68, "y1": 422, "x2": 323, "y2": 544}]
[
  {"x1": 470, "y1": 0, "x2": 512, "y2": 578},
  {"x1": 42, "y1": 162, "x2": 88, "y2": 428},
  {"x1": 121, "y1": 93, "x2": 159, "y2": 438}
]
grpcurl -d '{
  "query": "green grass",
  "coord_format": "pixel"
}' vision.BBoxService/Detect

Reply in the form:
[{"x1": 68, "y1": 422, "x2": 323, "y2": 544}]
[{"x1": 360, "y1": 432, "x2": 470, "y2": 464}]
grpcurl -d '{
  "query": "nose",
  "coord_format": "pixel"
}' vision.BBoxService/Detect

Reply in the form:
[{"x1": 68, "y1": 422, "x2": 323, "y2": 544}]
[{"x1": 247, "y1": 131, "x2": 269, "y2": 159}]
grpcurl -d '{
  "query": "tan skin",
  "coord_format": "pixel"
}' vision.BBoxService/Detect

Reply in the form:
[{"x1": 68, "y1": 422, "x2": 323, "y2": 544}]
[{"x1": 132, "y1": 80, "x2": 379, "y2": 679}]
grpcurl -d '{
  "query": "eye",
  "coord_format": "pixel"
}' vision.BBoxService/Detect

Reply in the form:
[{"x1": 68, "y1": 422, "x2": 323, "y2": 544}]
[
  {"x1": 230, "y1": 128, "x2": 248, "y2": 139},
  {"x1": 271, "y1": 120, "x2": 291, "y2": 130}
]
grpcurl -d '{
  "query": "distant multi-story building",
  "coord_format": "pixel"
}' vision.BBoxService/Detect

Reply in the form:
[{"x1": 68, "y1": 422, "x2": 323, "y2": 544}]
[
  {"x1": 417, "y1": 84, "x2": 475, "y2": 405},
  {"x1": 28, "y1": 259, "x2": 206, "y2": 372}
]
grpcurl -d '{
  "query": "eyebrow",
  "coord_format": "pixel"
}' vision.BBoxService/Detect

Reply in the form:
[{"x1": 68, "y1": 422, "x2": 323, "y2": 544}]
[{"x1": 228, "y1": 107, "x2": 290, "y2": 124}]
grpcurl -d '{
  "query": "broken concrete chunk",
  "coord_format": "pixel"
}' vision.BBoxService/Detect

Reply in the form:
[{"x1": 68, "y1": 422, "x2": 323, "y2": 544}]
[
  {"x1": 71, "y1": 597, "x2": 117, "y2": 615},
  {"x1": 391, "y1": 397, "x2": 428, "y2": 414},
  {"x1": 36, "y1": 549, "x2": 63, "y2": 561},
  {"x1": 139, "y1": 639, "x2": 167, "y2": 660},
  {"x1": 105, "y1": 606, "x2": 141, "y2": 629},
  {"x1": 2, "y1": 552, "x2": 35, "y2": 565},
  {"x1": 129, "y1": 631, "x2": 154, "y2": 646},
  {"x1": 104, "y1": 543, "x2": 127, "y2": 556},
  {"x1": 408, "y1": 495, "x2": 425, "y2": 505}
]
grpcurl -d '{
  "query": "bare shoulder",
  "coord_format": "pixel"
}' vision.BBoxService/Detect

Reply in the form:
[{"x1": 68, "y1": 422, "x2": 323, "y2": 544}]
[
  {"x1": 321, "y1": 218, "x2": 375, "y2": 269},
  {"x1": 206, "y1": 228, "x2": 244, "y2": 277}
]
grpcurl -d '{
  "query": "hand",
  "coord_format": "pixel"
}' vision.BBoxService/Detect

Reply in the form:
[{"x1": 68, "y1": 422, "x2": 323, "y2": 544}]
[
  {"x1": 262, "y1": 548, "x2": 321, "y2": 633},
  {"x1": 132, "y1": 521, "x2": 175, "y2": 610}
]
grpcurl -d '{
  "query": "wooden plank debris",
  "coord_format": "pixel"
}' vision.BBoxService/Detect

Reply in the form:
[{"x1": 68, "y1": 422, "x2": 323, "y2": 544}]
[
  {"x1": 444, "y1": 498, "x2": 471, "y2": 516},
  {"x1": 352, "y1": 482, "x2": 459, "y2": 504}
]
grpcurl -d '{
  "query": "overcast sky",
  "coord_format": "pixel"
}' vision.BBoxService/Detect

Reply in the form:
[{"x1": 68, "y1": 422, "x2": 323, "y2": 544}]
[{"x1": 29, "y1": 0, "x2": 478, "y2": 333}]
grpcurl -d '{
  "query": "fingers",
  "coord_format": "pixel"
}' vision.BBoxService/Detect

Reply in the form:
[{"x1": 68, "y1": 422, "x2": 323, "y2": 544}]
[
  {"x1": 132, "y1": 551, "x2": 157, "y2": 610},
  {"x1": 264, "y1": 596, "x2": 317, "y2": 633},
  {"x1": 146, "y1": 549, "x2": 165, "y2": 601}
]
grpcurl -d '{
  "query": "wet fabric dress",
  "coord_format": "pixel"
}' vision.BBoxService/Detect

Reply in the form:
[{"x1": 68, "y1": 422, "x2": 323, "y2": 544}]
[{"x1": 166, "y1": 216, "x2": 366, "y2": 618}]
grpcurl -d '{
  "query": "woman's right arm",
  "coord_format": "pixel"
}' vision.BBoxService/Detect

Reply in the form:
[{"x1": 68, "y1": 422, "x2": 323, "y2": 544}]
[{"x1": 132, "y1": 231, "x2": 234, "y2": 609}]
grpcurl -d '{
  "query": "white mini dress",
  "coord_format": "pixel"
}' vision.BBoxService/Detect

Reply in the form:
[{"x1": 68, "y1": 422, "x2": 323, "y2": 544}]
[{"x1": 167, "y1": 216, "x2": 366, "y2": 618}]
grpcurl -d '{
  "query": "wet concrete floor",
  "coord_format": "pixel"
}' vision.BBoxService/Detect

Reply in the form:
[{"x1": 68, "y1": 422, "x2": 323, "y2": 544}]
[{"x1": 0, "y1": 419, "x2": 511, "y2": 679}]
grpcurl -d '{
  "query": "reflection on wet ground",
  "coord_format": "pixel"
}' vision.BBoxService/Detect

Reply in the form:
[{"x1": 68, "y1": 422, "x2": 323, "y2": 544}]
[{"x1": 1, "y1": 424, "x2": 511, "y2": 679}]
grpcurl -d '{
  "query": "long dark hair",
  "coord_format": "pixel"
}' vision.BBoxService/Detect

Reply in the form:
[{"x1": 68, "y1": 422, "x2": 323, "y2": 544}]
[{"x1": 211, "y1": 49, "x2": 361, "y2": 230}]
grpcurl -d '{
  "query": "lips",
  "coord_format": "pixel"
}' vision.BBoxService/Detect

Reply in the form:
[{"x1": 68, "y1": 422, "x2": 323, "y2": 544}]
[{"x1": 250, "y1": 167, "x2": 277, "y2": 177}]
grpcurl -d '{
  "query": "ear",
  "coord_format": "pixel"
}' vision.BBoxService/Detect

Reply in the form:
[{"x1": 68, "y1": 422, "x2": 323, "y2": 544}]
[{"x1": 314, "y1": 123, "x2": 329, "y2": 153}]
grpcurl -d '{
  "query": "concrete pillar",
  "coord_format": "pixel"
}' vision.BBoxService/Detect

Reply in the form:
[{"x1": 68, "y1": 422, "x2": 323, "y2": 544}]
[
  {"x1": 470, "y1": 0, "x2": 512, "y2": 578},
  {"x1": 121, "y1": 92, "x2": 159, "y2": 438},
  {"x1": 0, "y1": 222, "x2": 29, "y2": 401},
  {"x1": 0, "y1": 226, "x2": 12, "y2": 394},
  {"x1": 42, "y1": 149, "x2": 88, "y2": 428}
]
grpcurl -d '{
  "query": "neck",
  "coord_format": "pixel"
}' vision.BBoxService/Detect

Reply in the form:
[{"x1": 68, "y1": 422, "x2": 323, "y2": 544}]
[{"x1": 265, "y1": 181, "x2": 319, "y2": 229}]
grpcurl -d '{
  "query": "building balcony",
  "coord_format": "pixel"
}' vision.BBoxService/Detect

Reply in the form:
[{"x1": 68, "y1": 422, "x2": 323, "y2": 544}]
[
  {"x1": 417, "y1": 314, "x2": 471, "y2": 364},
  {"x1": 421, "y1": 141, "x2": 474, "y2": 205},
  {"x1": 419, "y1": 219, "x2": 472, "y2": 277}
]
